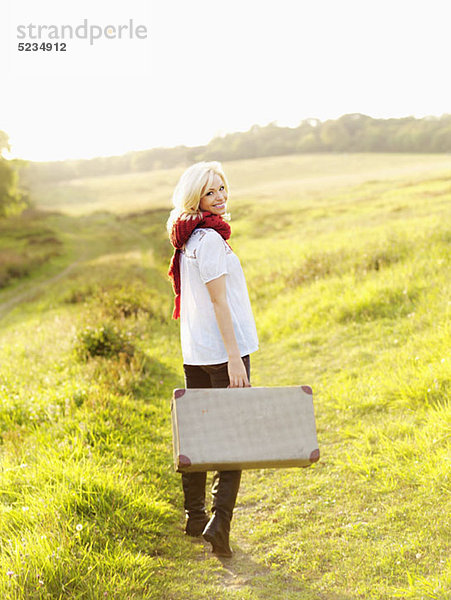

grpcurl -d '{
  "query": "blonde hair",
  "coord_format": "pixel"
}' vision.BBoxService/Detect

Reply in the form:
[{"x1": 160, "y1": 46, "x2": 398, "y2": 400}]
[{"x1": 166, "y1": 161, "x2": 229, "y2": 234}]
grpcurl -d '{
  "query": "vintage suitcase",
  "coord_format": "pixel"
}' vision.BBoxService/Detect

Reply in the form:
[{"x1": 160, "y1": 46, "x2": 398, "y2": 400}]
[{"x1": 171, "y1": 386, "x2": 320, "y2": 472}]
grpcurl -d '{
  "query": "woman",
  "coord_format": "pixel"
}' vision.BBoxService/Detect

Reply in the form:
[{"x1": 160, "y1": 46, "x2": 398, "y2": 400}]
[{"x1": 167, "y1": 161, "x2": 259, "y2": 557}]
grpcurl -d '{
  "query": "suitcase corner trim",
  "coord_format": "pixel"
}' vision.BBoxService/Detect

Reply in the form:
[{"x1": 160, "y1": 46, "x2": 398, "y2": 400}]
[
  {"x1": 309, "y1": 448, "x2": 320, "y2": 463},
  {"x1": 176, "y1": 454, "x2": 192, "y2": 472}
]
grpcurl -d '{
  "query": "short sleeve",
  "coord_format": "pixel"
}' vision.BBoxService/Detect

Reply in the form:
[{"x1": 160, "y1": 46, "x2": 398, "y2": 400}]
[{"x1": 197, "y1": 231, "x2": 228, "y2": 283}]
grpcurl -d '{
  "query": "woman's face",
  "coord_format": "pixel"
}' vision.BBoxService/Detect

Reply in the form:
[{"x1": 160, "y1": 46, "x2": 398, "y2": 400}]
[{"x1": 199, "y1": 173, "x2": 228, "y2": 216}]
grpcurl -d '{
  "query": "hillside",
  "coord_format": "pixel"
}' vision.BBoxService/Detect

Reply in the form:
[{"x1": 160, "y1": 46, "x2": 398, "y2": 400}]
[{"x1": 0, "y1": 154, "x2": 449, "y2": 599}]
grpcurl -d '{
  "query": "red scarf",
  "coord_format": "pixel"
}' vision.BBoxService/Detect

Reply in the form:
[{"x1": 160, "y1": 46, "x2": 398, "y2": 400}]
[{"x1": 168, "y1": 211, "x2": 231, "y2": 319}]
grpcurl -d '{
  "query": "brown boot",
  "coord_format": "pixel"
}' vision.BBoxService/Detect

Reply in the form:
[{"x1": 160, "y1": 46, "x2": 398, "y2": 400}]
[
  {"x1": 202, "y1": 470, "x2": 241, "y2": 557},
  {"x1": 181, "y1": 472, "x2": 209, "y2": 536}
]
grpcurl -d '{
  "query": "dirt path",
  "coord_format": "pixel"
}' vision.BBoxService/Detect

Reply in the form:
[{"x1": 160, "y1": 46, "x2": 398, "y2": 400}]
[
  {"x1": 190, "y1": 515, "x2": 322, "y2": 600},
  {"x1": 0, "y1": 216, "x2": 149, "y2": 322},
  {"x1": 0, "y1": 260, "x2": 82, "y2": 321}
]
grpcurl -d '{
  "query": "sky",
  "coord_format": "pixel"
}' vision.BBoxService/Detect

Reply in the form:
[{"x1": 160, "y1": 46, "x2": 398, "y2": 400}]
[{"x1": 1, "y1": 0, "x2": 450, "y2": 162}]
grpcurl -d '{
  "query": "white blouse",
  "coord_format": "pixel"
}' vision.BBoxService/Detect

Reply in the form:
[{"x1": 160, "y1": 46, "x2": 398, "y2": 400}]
[{"x1": 179, "y1": 228, "x2": 259, "y2": 365}]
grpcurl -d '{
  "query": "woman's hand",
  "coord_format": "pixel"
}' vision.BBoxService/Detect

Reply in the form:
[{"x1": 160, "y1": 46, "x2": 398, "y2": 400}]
[{"x1": 228, "y1": 355, "x2": 251, "y2": 388}]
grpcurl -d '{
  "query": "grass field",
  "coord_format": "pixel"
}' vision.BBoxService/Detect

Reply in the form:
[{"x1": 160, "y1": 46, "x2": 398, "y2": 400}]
[{"x1": 0, "y1": 154, "x2": 450, "y2": 599}]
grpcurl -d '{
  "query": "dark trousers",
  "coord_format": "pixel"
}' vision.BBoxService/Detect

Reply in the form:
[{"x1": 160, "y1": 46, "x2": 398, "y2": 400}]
[
  {"x1": 183, "y1": 355, "x2": 250, "y2": 389},
  {"x1": 181, "y1": 356, "x2": 250, "y2": 524}
]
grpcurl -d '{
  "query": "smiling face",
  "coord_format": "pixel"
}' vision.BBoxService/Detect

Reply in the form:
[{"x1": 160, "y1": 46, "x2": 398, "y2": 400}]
[{"x1": 199, "y1": 173, "x2": 228, "y2": 216}]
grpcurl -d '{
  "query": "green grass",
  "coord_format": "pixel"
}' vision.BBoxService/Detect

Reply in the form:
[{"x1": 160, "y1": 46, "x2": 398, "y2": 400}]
[{"x1": 0, "y1": 154, "x2": 450, "y2": 598}]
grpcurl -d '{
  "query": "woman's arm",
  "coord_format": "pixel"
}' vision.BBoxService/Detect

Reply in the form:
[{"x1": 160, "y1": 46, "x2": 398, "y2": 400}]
[{"x1": 205, "y1": 275, "x2": 250, "y2": 388}]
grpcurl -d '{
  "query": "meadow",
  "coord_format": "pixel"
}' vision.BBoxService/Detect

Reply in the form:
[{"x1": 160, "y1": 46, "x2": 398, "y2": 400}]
[{"x1": 0, "y1": 153, "x2": 449, "y2": 599}]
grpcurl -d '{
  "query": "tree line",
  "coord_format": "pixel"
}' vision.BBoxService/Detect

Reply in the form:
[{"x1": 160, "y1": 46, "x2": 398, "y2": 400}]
[
  {"x1": 0, "y1": 132, "x2": 26, "y2": 217},
  {"x1": 10, "y1": 113, "x2": 451, "y2": 188}
]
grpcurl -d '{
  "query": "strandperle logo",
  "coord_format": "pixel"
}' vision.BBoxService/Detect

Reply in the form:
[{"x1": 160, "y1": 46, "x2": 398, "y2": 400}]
[{"x1": 16, "y1": 19, "x2": 148, "y2": 46}]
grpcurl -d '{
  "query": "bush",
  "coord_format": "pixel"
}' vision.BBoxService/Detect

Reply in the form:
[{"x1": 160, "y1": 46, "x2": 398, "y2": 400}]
[
  {"x1": 100, "y1": 286, "x2": 154, "y2": 319},
  {"x1": 62, "y1": 284, "x2": 97, "y2": 304},
  {"x1": 75, "y1": 324, "x2": 135, "y2": 360}
]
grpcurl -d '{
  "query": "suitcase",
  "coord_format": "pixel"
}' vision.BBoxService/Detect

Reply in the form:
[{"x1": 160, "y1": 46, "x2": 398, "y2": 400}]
[{"x1": 171, "y1": 386, "x2": 320, "y2": 472}]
